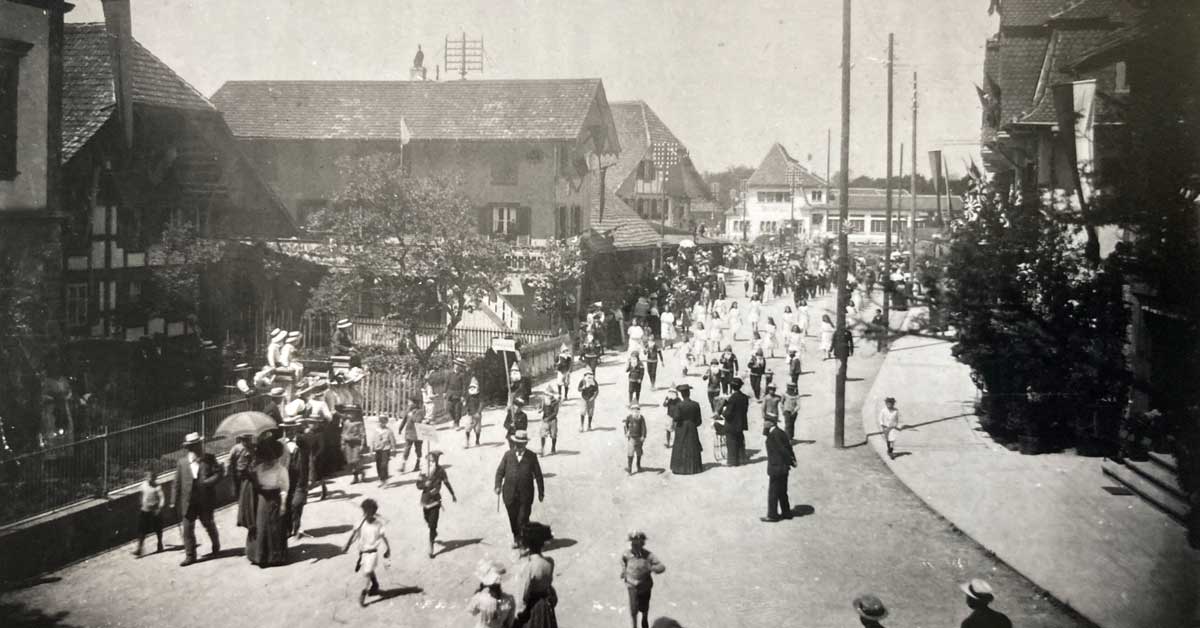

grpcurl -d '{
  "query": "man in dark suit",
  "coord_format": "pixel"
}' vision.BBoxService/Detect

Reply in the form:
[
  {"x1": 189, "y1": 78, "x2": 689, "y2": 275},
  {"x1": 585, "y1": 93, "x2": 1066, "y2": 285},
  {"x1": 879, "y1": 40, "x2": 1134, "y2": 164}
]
[
  {"x1": 171, "y1": 432, "x2": 223, "y2": 566},
  {"x1": 722, "y1": 377, "x2": 750, "y2": 466},
  {"x1": 762, "y1": 415, "x2": 796, "y2": 522},
  {"x1": 494, "y1": 430, "x2": 544, "y2": 548}
]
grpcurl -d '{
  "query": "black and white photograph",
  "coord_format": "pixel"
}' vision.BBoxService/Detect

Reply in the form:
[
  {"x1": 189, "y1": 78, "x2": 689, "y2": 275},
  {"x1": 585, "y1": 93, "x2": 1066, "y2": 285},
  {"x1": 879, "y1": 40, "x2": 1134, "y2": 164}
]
[{"x1": 0, "y1": 1, "x2": 1197, "y2": 626}]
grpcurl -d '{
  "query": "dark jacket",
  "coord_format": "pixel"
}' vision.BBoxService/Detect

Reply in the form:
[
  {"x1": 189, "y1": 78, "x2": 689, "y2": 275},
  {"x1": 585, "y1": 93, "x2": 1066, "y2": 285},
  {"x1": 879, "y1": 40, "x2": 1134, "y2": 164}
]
[
  {"x1": 173, "y1": 451, "x2": 223, "y2": 516},
  {"x1": 674, "y1": 398, "x2": 703, "y2": 427},
  {"x1": 765, "y1": 426, "x2": 796, "y2": 476},
  {"x1": 723, "y1": 391, "x2": 750, "y2": 432},
  {"x1": 495, "y1": 449, "x2": 544, "y2": 504},
  {"x1": 445, "y1": 369, "x2": 468, "y2": 398},
  {"x1": 503, "y1": 408, "x2": 528, "y2": 436}
]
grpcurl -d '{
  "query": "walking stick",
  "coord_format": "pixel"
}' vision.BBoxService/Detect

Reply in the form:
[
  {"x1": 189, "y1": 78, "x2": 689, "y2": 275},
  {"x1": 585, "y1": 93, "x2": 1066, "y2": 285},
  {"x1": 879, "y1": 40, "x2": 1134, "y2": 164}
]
[{"x1": 496, "y1": 491, "x2": 500, "y2": 513}]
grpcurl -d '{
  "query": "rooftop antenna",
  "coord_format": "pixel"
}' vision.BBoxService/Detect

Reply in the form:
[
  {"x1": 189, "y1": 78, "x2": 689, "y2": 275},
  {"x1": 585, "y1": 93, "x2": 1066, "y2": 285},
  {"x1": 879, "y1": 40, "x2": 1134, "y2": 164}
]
[{"x1": 444, "y1": 33, "x2": 484, "y2": 80}]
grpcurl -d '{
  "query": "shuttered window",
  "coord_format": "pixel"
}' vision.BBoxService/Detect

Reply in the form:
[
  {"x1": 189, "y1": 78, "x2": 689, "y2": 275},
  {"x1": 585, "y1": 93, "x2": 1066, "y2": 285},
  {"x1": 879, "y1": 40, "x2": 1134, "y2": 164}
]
[{"x1": 0, "y1": 39, "x2": 33, "y2": 180}]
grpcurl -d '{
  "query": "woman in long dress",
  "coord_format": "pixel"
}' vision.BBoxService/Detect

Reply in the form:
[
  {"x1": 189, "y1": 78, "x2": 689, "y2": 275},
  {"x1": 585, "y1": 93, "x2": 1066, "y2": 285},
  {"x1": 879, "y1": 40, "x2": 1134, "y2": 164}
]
[
  {"x1": 763, "y1": 316, "x2": 778, "y2": 358},
  {"x1": 512, "y1": 522, "x2": 558, "y2": 628},
  {"x1": 669, "y1": 384, "x2": 704, "y2": 474},
  {"x1": 797, "y1": 301, "x2": 811, "y2": 337},
  {"x1": 234, "y1": 435, "x2": 257, "y2": 546},
  {"x1": 247, "y1": 437, "x2": 289, "y2": 567},
  {"x1": 819, "y1": 314, "x2": 836, "y2": 360}
]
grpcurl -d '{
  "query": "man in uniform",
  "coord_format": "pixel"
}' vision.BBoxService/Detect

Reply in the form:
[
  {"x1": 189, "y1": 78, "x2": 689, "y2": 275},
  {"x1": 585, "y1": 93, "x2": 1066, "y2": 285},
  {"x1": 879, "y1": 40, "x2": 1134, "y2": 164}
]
[{"x1": 721, "y1": 376, "x2": 750, "y2": 466}]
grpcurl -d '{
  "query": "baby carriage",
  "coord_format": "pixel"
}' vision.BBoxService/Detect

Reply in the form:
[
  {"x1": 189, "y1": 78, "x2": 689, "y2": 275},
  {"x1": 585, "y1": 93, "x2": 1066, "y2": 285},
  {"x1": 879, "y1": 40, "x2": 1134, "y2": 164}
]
[{"x1": 712, "y1": 418, "x2": 727, "y2": 461}]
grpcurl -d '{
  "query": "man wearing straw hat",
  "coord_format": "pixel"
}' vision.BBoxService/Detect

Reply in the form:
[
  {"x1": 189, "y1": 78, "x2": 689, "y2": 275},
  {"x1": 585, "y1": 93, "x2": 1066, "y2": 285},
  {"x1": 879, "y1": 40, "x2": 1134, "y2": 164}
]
[
  {"x1": 332, "y1": 318, "x2": 360, "y2": 369},
  {"x1": 171, "y1": 432, "x2": 222, "y2": 566},
  {"x1": 959, "y1": 579, "x2": 1012, "y2": 628},
  {"x1": 494, "y1": 430, "x2": 544, "y2": 548},
  {"x1": 266, "y1": 328, "x2": 286, "y2": 369}
]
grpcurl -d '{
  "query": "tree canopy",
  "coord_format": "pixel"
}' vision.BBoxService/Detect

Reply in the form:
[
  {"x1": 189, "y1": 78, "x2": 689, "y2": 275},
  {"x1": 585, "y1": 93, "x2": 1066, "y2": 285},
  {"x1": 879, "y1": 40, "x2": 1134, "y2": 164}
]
[{"x1": 305, "y1": 153, "x2": 509, "y2": 373}]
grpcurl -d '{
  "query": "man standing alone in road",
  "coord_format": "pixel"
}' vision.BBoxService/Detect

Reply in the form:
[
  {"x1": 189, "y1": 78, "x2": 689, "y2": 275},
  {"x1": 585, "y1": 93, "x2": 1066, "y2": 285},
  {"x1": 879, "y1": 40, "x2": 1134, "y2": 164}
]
[
  {"x1": 494, "y1": 430, "x2": 544, "y2": 548},
  {"x1": 761, "y1": 414, "x2": 796, "y2": 522},
  {"x1": 722, "y1": 377, "x2": 750, "y2": 466}
]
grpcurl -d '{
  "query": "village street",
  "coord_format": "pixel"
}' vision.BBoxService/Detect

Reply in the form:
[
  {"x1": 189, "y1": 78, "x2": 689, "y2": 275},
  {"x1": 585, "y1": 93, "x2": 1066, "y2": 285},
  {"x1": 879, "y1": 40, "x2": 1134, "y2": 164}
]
[{"x1": 1, "y1": 280, "x2": 1089, "y2": 628}]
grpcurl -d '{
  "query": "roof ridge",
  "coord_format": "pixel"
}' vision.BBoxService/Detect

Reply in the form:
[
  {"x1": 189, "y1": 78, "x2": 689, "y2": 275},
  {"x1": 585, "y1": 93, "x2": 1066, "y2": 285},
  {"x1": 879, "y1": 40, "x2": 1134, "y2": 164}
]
[
  {"x1": 217, "y1": 78, "x2": 603, "y2": 85},
  {"x1": 128, "y1": 37, "x2": 214, "y2": 110}
]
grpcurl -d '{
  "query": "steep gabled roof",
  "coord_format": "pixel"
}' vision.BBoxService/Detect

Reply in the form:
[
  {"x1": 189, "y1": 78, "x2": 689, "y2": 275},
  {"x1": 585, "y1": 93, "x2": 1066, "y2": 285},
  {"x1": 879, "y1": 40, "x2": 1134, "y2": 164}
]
[
  {"x1": 1017, "y1": 28, "x2": 1115, "y2": 124},
  {"x1": 211, "y1": 79, "x2": 616, "y2": 145},
  {"x1": 608, "y1": 101, "x2": 712, "y2": 200},
  {"x1": 62, "y1": 23, "x2": 216, "y2": 160},
  {"x1": 746, "y1": 143, "x2": 826, "y2": 188},
  {"x1": 997, "y1": 34, "x2": 1051, "y2": 124}
]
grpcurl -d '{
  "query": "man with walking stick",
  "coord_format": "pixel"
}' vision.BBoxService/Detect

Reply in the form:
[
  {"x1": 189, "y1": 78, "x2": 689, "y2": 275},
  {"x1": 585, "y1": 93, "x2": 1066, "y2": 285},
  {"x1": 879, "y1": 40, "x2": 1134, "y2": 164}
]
[{"x1": 494, "y1": 430, "x2": 544, "y2": 548}]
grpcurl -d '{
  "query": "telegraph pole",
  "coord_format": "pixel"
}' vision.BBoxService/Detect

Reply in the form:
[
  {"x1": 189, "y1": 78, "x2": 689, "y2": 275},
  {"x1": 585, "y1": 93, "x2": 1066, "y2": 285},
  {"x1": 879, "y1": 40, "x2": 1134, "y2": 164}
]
[
  {"x1": 909, "y1": 71, "x2": 918, "y2": 288},
  {"x1": 833, "y1": 0, "x2": 851, "y2": 449},
  {"x1": 881, "y1": 33, "x2": 894, "y2": 352}
]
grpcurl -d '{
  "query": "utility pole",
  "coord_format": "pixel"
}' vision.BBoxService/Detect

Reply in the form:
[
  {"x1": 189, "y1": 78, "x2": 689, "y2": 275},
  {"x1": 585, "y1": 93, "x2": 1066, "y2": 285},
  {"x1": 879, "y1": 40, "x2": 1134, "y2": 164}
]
[
  {"x1": 909, "y1": 71, "x2": 918, "y2": 290},
  {"x1": 833, "y1": 0, "x2": 851, "y2": 449},
  {"x1": 881, "y1": 33, "x2": 894, "y2": 352}
]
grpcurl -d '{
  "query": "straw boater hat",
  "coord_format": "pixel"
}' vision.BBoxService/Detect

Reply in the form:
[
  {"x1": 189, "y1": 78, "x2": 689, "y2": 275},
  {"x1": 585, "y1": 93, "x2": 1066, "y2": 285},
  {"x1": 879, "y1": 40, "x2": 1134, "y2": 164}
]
[
  {"x1": 453, "y1": 357, "x2": 467, "y2": 367},
  {"x1": 960, "y1": 579, "x2": 994, "y2": 603},
  {"x1": 267, "y1": 387, "x2": 287, "y2": 398},
  {"x1": 627, "y1": 529, "x2": 647, "y2": 541},
  {"x1": 852, "y1": 594, "x2": 889, "y2": 621},
  {"x1": 341, "y1": 367, "x2": 366, "y2": 385},
  {"x1": 336, "y1": 318, "x2": 352, "y2": 329},
  {"x1": 628, "y1": 402, "x2": 640, "y2": 410},
  {"x1": 182, "y1": 432, "x2": 204, "y2": 447},
  {"x1": 513, "y1": 397, "x2": 526, "y2": 407},
  {"x1": 286, "y1": 331, "x2": 302, "y2": 342},
  {"x1": 475, "y1": 560, "x2": 506, "y2": 587},
  {"x1": 270, "y1": 329, "x2": 287, "y2": 343},
  {"x1": 510, "y1": 430, "x2": 530, "y2": 443}
]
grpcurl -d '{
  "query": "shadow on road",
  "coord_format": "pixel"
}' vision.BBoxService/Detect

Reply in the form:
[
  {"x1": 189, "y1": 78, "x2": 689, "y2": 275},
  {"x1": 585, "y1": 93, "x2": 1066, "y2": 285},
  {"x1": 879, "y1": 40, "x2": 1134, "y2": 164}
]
[
  {"x1": 637, "y1": 467, "x2": 667, "y2": 475},
  {"x1": 0, "y1": 602, "x2": 78, "y2": 628},
  {"x1": 0, "y1": 577, "x2": 61, "y2": 593},
  {"x1": 545, "y1": 450, "x2": 579, "y2": 456},
  {"x1": 434, "y1": 537, "x2": 483, "y2": 557},
  {"x1": 368, "y1": 586, "x2": 424, "y2": 605},
  {"x1": 791, "y1": 439, "x2": 817, "y2": 445},
  {"x1": 543, "y1": 537, "x2": 578, "y2": 552},
  {"x1": 789, "y1": 505, "x2": 816, "y2": 518},
  {"x1": 588, "y1": 427, "x2": 617, "y2": 432},
  {"x1": 303, "y1": 524, "x2": 352, "y2": 538},
  {"x1": 290, "y1": 542, "x2": 343, "y2": 564}
]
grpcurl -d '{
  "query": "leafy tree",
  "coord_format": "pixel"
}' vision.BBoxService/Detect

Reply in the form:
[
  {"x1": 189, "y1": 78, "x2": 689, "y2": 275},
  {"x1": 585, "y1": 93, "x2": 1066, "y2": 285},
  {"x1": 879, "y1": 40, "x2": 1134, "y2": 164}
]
[
  {"x1": 305, "y1": 153, "x2": 508, "y2": 375},
  {"x1": 0, "y1": 239, "x2": 57, "y2": 449},
  {"x1": 527, "y1": 238, "x2": 587, "y2": 333},
  {"x1": 148, "y1": 218, "x2": 224, "y2": 320},
  {"x1": 702, "y1": 165, "x2": 755, "y2": 210}
]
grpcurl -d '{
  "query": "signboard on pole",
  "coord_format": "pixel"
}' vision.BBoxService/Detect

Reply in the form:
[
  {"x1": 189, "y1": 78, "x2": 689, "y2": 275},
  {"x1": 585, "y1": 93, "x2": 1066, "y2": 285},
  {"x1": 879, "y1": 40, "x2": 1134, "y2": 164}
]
[{"x1": 491, "y1": 337, "x2": 517, "y2": 354}]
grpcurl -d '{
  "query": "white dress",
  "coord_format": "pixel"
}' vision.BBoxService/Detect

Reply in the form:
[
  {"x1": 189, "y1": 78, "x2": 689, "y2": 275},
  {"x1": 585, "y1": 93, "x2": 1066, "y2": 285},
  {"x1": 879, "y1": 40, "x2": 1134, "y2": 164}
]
[
  {"x1": 660, "y1": 311, "x2": 676, "y2": 342},
  {"x1": 627, "y1": 325, "x2": 645, "y2": 357},
  {"x1": 879, "y1": 407, "x2": 900, "y2": 443}
]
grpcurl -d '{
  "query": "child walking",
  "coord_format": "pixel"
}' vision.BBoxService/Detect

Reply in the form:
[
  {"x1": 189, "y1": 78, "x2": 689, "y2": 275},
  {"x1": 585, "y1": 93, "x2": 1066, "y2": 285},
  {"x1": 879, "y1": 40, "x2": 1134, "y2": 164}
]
[
  {"x1": 624, "y1": 403, "x2": 647, "y2": 475},
  {"x1": 133, "y1": 471, "x2": 164, "y2": 557},
  {"x1": 464, "y1": 379, "x2": 483, "y2": 448},
  {"x1": 540, "y1": 385, "x2": 560, "y2": 456},
  {"x1": 878, "y1": 397, "x2": 901, "y2": 459},
  {"x1": 342, "y1": 498, "x2": 391, "y2": 607},
  {"x1": 578, "y1": 371, "x2": 599, "y2": 432},
  {"x1": 371, "y1": 415, "x2": 397, "y2": 486},
  {"x1": 416, "y1": 451, "x2": 457, "y2": 559},
  {"x1": 621, "y1": 530, "x2": 666, "y2": 628}
]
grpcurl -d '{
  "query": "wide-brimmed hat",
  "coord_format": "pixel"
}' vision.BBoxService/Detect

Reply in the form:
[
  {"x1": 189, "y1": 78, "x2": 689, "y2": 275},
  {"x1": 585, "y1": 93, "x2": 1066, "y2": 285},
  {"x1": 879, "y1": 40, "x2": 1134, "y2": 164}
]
[
  {"x1": 182, "y1": 432, "x2": 204, "y2": 446},
  {"x1": 675, "y1": 383, "x2": 692, "y2": 392},
  {"x1": 475, "y1": 559, "x2": 506, "y2": 586},
  {"x1": 336, "y1": 318, "x2": 352, "y2": 329},
  {"x1": 510, "y1": 430, "x2": 530, "y2": 443},
  {"x1": 559, "y1": 344, "x2": 570, "y2": 354},
  {"x1": 628, "y1": 402, "x2": 640, "y2": 410},
  {"x1": 453, "y1": 357, "x2": 467, "y2": 366},
  {"x1": 427, "y1": 449, "x2": 444, "y2": 459},
  {"x1": 234, "y1": 362, "x2": 252, "y2": 372},
  {"x1": 285, "y1": 331, "x2": 302, "y2": 342},
  {"x1": 731, "y1": 376, "x2": 744, "y2": 388},
  {"x1": 853, "y1": 594, "x2": 889, "y2": 621},
  {"x1": 512, "y1": 397, "x2": 526, "y2": 407},
  {"x1": 267, "y1": 387, "x2": 287, "y2": 398},
  {"x1": 285, "y1": 398, "x2": 308, "y2": 417},
  {"x1": 765, "y1": 382, "x2": 777, "y2": 390},
  {"x1": 960, "y1": 579, "x2": 994, "y2": 603}
]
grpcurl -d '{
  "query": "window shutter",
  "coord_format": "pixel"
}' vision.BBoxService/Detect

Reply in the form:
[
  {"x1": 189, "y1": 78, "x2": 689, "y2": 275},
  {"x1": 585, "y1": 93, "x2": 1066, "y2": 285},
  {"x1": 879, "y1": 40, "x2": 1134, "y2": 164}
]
[
  {"x1": 517, "y1": 206, "x2": 532, "y2": 236},
  {"x1": 478, "y1": 206, "x2": 493, "y2": 235}
]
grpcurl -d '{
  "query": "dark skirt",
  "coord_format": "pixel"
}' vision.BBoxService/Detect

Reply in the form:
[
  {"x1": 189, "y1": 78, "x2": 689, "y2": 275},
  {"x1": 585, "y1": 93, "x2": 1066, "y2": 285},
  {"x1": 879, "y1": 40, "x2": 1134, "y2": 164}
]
[
  {"x1": 670, "y1": 421, "x2": 704, "y2": 475},
  {"x1": 516, "y1": 590, "x2": 558, "y2": 628},
  {"x1": 314, "y1": 427, "x2": 346, "y2": 479},
  {"x1": 247, "y1": 488, "x2": 287, "y2": 566},
  {"x1": 235, "y1": 478, "x2": 256, "y2": 529}
]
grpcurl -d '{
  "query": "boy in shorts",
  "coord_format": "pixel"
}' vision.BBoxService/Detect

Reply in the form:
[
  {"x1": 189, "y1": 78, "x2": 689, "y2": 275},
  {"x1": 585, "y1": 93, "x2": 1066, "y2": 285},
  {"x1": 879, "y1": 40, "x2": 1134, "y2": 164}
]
[
  {"x1": 540, "y1": 385, "x2": 560, "y2": 456},
  {"x1": 623, "y1": 403, "x2": 647, "y2": 475},
  {"x1": 343, "y1": 498, "x2": 391, "y2": 607},
  {"x1": 621, "y1": 530, "x2": 666, "y2": 628}
]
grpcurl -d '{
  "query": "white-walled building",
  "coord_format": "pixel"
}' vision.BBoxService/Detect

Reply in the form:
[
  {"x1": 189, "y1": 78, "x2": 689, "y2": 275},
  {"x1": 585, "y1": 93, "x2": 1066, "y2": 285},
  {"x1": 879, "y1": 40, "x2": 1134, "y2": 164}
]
[{"x1": 726, "y1": 143, "x2": 829, "y2": 242}]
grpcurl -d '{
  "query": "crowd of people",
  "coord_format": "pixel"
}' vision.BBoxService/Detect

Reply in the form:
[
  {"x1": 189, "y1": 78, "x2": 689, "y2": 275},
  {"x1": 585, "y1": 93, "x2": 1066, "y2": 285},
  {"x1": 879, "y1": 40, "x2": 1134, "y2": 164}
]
[{"x1": 134, "y1": 247, "x2": 1005, "y2": 628}]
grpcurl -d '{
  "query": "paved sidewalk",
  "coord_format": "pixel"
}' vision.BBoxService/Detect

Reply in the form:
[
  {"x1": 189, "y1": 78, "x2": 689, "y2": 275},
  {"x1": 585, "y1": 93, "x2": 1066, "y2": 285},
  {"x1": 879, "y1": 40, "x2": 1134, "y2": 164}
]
[{"x1": 861, "y1": 334, "x2": 1200, "y2": 628}]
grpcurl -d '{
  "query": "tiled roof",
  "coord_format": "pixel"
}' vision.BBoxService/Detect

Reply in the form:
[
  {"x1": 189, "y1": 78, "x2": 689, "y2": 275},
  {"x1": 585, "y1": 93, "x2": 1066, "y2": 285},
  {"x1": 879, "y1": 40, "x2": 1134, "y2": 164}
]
[
  {"x1": 1067, "y1": 19, "x2": 1150, "y2": 70},
  {"x1": 1018, "y1": 28, "x2": 1114, "y2": 124},
  {"x1": 997, "y1": 34, "x2": 1051, "y2": 124},
  {"x1": 839, "y1": 188, "x2": 963, "y2": 212},
  {"x1": 587, "y1": 175, "x2": 662, "y2": 251},
  {"x1": 608, "y1": 101, "x2": 712, "y2": 200},
  {"x1": 1048, "y1": 0, "x2": 1140, "y2": 23},
  {"x1": 746, "y1": 143, "x2": 826, "y2": 188},
  {"x1": 1000, "y1": 0, "x2": 1065, "y2": 28},
  {"x1": 62, "y1": 23, "x2": 215, "y2": 160},
  {"x1": 211, "y1": 79, "x2": 608, "y2": 142}
]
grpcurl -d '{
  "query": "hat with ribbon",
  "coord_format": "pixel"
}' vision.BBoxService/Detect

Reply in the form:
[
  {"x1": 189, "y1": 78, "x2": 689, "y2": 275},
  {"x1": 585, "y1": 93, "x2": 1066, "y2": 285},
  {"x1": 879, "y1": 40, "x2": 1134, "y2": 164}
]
[
  {"x1": 475, "y1": 559, "x2": 506, "y2": 586},
  {"x1": 336, "y1": 318, "x2": 352, "y2": 329},
  {"x1": 510, "y1": 430, "x2": 530, "y2": 444},
  {"x1": 182, "y1": 432, "x2": 204, "y2": 447}
]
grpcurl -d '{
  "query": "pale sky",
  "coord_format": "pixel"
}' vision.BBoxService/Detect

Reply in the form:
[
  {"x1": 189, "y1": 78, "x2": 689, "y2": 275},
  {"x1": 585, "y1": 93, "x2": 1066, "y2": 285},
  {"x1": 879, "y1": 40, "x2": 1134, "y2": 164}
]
[{"x1": 68, "y1": 0, "x2": 994, "y2": 178}]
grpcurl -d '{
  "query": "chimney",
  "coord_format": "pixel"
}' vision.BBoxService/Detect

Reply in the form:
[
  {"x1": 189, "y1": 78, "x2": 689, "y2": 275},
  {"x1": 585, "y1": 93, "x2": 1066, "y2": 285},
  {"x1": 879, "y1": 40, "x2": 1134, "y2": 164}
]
[{"x1": 101, "y1": 0, "x2": 134, "y2": 150}]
